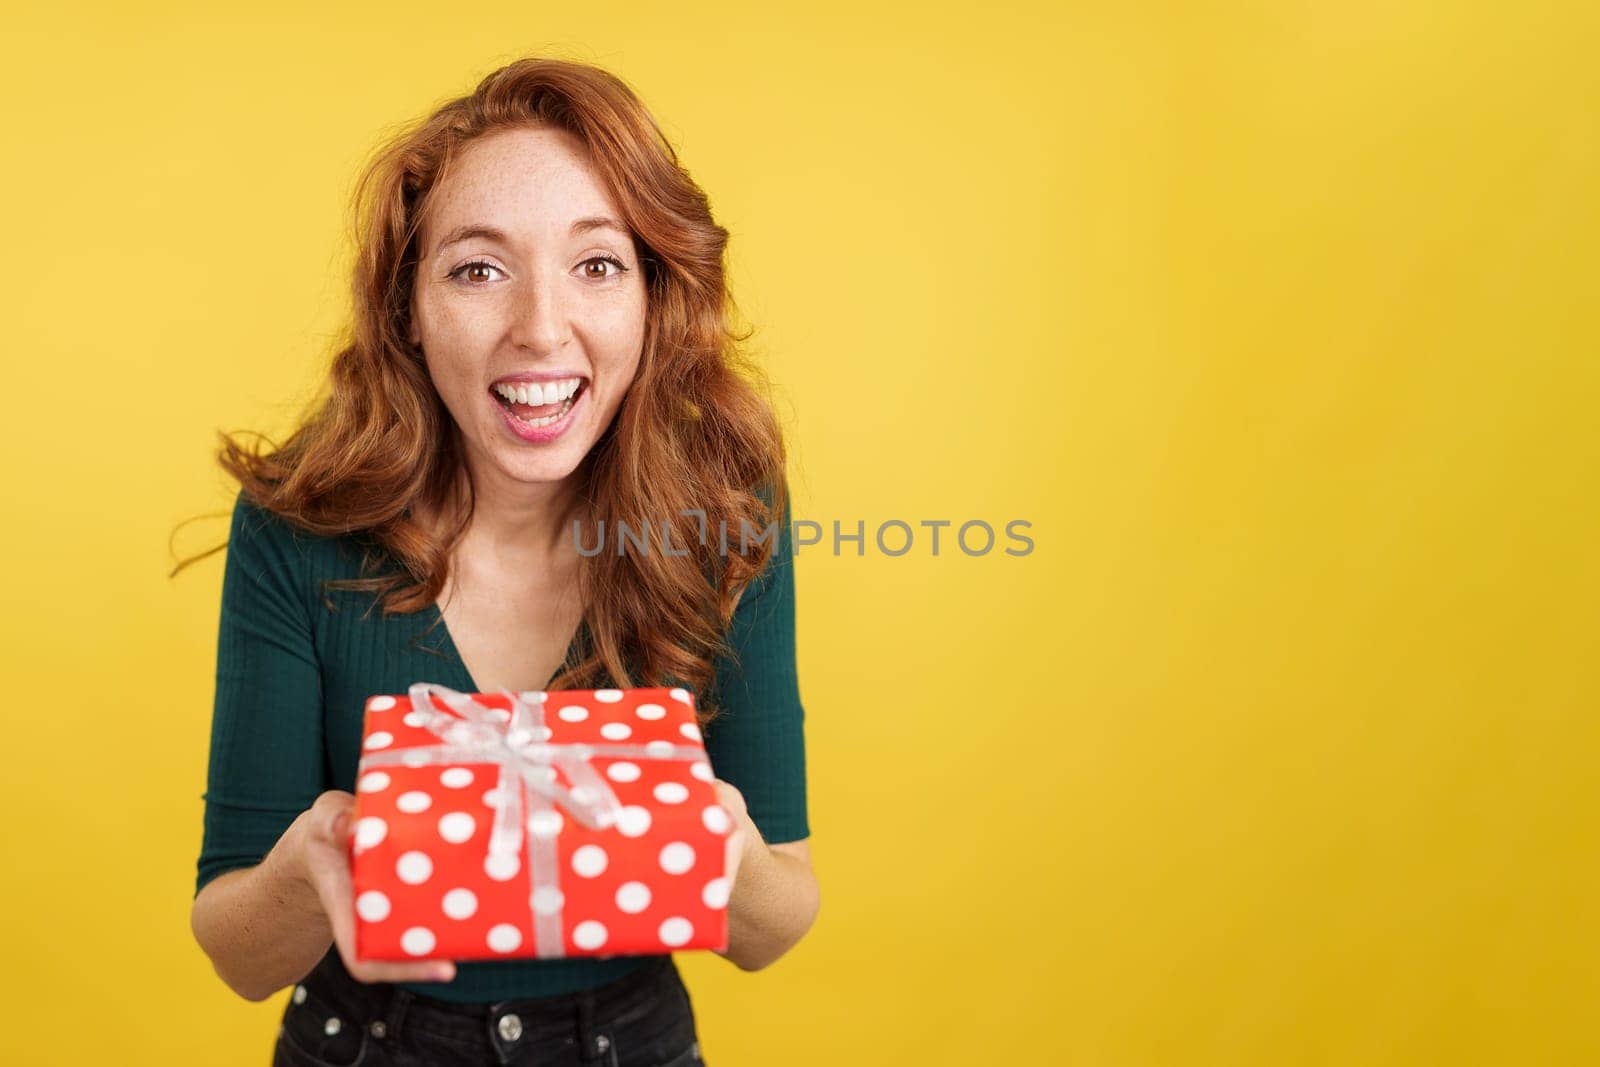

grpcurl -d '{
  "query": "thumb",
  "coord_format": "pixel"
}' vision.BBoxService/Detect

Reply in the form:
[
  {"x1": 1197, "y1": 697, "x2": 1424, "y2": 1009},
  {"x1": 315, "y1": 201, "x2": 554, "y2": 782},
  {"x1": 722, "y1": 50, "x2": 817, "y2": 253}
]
[{"x1": 314, "y1": 792, "x2": 356, "y2": 843}]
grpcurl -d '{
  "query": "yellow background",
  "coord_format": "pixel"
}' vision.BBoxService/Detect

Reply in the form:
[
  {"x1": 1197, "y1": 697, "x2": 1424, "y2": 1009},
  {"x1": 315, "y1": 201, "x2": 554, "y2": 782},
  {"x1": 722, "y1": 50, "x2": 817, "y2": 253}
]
[{"x1": 2, "y1": 2, "x2": 1596, "y2": 1064}]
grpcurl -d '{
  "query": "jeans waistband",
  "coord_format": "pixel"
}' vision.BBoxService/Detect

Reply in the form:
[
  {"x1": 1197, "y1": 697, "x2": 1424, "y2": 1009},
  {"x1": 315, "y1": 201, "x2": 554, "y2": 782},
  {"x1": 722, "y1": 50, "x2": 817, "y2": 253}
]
[{"x1": 305, "y1": 947, "x2": 674, "y2": 1059}]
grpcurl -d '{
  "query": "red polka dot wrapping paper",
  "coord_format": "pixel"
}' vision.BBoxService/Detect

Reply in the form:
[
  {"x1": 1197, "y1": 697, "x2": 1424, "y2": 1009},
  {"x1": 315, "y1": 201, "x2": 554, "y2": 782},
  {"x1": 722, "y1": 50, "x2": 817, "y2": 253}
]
[{"x1": 349, "y1": 684, "x2": 733, "y2": 963}]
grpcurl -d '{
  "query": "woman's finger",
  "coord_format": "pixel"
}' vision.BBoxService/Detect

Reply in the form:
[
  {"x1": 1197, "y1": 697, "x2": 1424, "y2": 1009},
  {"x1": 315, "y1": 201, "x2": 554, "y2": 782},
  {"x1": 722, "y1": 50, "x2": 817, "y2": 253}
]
[
  {"x1": 322, "y1": 860, "x2": 456, "y2": 984},
  {"x1": 339, "y1": 948, "x2": 457, "y2": 985},
  {"x1": 711, "y1": 777, "x2": 747, "y2": 816},
  {"x1": 725, "y1": 826, "x2": 746, "y2": 884},
  {"x1": 324, "y1": 852, "x2": 456, "y2": 984},
  {"x1": 305, "y1": 791, "x2": 457, "y2": 985},
  {"x1": 310, "y1": 790, "x2": 356, "y2": 842}
]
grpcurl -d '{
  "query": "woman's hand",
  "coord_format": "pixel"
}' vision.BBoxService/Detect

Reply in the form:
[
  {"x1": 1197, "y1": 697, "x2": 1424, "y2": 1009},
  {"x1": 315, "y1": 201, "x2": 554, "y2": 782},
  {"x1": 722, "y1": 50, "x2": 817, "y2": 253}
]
[
  {"x1": 702, "y1": 776, "x2": 819, "y2": 971},
  {"x1": 709, "y1": 777, "x2": 756, "y2": 959},
  {"x1": 712, "y1": 775, "x2": 755, "y2": 879},
  {"x1": 290, "y1": 790, "x2": 457, "y2": 985}
]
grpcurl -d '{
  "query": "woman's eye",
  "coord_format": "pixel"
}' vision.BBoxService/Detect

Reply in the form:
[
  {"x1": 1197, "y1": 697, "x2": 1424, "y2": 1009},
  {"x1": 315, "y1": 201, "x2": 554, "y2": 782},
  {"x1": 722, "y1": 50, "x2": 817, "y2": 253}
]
[
  {"x1": 580, "y1": 255, "x2": 629, "y2": 281},
  {"x1": 448, "y1": 261, "x2": 504, "y2": 285}
]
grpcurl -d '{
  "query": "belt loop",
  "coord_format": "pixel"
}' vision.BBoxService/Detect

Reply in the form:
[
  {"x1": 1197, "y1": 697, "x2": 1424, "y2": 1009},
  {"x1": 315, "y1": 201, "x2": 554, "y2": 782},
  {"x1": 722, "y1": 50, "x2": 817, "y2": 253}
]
[
  {"x1": 381, "y1": 986, "x2": 413, "y2": 1043},
  {"x1": 576, "y1": 984, "x2": 615, "y2": 1064}
]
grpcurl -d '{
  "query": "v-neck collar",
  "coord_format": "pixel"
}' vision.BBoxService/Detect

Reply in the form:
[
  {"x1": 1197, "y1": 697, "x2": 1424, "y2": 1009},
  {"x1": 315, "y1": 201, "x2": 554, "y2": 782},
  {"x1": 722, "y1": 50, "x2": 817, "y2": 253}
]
[
  {"x1": 424, "y1": 600, "x2": 589, "y2": 695},
  {"x1": 400, "y1": 504, "x2": 593, "y2": 695}
]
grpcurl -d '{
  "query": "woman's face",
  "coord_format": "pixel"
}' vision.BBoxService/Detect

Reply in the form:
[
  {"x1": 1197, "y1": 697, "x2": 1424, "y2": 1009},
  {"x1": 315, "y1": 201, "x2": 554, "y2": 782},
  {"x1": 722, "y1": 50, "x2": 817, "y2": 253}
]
[{"x1": 409, "y1": 125, "x2": 647, "y2": 493}]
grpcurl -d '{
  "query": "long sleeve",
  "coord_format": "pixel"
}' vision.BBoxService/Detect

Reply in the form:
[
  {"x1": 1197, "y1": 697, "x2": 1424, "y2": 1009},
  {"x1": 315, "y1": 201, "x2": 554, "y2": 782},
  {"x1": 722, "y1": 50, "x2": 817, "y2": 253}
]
[
  {"x1": 702, "y1": 478, "x2": 811, "y2": 845},
  {"x1": 194, "y1": 491, "x2": 329, "y2": 896}
]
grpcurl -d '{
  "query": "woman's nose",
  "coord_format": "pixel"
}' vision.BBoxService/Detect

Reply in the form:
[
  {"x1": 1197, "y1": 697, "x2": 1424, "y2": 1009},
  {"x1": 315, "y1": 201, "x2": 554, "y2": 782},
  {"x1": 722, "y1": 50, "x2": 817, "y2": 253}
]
[{"x1": 507, "y1": 272, "x2": 573, "y2": 354}]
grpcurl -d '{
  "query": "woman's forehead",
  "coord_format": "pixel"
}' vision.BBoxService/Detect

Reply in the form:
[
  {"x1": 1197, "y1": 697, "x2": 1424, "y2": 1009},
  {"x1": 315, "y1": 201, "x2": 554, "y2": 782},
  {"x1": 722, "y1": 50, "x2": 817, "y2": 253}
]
[{"x1": 423, "y1": 129, "x2": 622, "y2": 254}]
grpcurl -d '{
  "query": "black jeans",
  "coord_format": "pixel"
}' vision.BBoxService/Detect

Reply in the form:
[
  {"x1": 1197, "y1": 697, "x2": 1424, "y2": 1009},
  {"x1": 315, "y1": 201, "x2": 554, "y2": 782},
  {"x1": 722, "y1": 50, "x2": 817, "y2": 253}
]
[{"x1": 272, "y1": 949, "x2": 705, "y2": 1067}]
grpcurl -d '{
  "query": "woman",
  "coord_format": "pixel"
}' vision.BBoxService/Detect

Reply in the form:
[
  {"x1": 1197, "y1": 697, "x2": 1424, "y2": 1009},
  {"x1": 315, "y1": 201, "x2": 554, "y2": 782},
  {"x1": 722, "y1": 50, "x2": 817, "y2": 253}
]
[{"x1": 182, "y1": 56, "x2": 819, "y2": 1066}]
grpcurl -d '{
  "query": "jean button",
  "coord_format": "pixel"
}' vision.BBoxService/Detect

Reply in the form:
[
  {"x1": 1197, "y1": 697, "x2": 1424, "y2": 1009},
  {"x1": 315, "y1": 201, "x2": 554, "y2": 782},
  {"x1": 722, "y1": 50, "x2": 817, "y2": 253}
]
[
  {"x1": 497, "y1": 1013, "x2": 524, "y2": 1042},
  {"x1": 369, "y1": 1020, "x2": 388, "y2": 1039},
  {"x1": 291, "y1": 985, "x2": 307, "y2": 1005}
]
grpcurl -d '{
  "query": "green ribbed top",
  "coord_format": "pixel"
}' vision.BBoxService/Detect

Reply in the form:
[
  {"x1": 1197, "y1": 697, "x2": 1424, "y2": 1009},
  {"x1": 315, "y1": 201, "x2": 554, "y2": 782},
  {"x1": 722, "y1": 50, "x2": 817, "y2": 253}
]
[{"x1": 194, "y1": 486, "x2": 809, "y2": 1003}]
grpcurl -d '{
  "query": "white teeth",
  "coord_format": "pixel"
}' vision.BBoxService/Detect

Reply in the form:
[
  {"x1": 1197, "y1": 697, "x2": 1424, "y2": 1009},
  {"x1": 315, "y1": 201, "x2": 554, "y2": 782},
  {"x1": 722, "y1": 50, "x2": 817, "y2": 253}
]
[
  {"x1": 512, "y1": 395, "x2": 576, "y2": 428},
  {"x1": 494, "y1": 378, "x2": 582, "y2": 406}
]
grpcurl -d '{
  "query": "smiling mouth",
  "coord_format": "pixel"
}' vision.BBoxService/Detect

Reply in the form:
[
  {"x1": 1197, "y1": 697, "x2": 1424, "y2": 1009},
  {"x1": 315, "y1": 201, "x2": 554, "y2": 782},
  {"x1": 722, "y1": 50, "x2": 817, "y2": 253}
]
[{"x1": 490, "y1": 378, "x2": 587, "y2": 428}]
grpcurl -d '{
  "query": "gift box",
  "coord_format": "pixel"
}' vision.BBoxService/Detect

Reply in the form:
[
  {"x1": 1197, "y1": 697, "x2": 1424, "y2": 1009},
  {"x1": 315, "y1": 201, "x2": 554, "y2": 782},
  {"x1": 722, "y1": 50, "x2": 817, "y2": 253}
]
[{"x1": 349, "y1": 683, "x2": 734, "y2": 962}]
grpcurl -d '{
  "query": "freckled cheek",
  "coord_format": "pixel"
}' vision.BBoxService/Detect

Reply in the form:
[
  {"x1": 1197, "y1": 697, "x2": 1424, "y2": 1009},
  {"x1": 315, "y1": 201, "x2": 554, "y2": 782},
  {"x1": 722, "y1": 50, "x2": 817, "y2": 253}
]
[
  {"x1": 583, "y1": 299, "x2": 648, "y2": 369},
  {"x1": 420, "y1": 299, "x2": 498, "y2": 351}
]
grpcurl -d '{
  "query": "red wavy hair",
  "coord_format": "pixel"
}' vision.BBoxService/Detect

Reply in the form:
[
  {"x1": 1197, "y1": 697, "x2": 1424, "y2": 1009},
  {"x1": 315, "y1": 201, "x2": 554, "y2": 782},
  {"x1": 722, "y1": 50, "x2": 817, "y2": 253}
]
[{"x1": 172, "y1": 56, "x2": 789, "y2": 721}]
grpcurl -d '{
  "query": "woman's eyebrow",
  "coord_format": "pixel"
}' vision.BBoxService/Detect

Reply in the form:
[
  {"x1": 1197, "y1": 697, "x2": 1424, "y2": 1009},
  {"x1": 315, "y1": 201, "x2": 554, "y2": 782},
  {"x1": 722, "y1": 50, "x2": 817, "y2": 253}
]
[
  {"x1": 434, "y1": 217, "x2": 628, "y2": 255},
  {"x1": 435, "y1": 224, "x2": 507, "y2": 254},
  {"x1": 569, "y1": 215, "x2": 628, "y2": 238}
]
